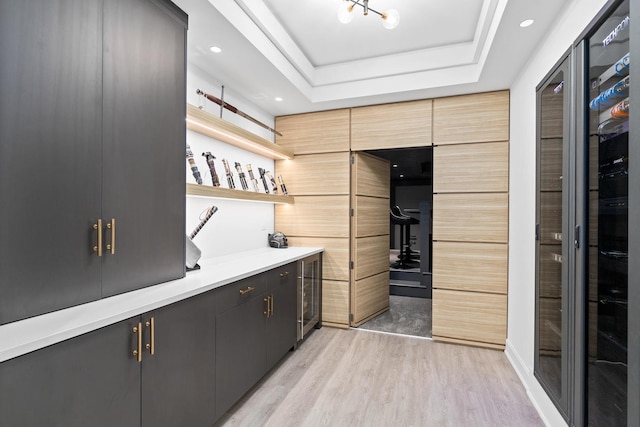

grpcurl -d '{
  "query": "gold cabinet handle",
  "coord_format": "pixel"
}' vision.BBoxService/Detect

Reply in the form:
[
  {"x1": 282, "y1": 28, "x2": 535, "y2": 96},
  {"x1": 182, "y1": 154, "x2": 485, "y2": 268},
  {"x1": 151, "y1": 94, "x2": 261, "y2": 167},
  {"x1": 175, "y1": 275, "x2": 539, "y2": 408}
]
[
  {"x1": 132, "y1": 322, "x2": 142, "y2": 362},
  {"x1": 270, "y1": 294, "x2": 274, "y2": 316},
  {"x1": 145, "y1": 317, "x2": 155, "y2": 355},
  {"x1": 239, "y1": 286, "x2": 255, "y2": 295},
  {"x1": 106, "y1": 218, "x2": 116, "y2": 255},
  {"x1": 93, "y1": 219, "x2": 103, "y2": 257}
]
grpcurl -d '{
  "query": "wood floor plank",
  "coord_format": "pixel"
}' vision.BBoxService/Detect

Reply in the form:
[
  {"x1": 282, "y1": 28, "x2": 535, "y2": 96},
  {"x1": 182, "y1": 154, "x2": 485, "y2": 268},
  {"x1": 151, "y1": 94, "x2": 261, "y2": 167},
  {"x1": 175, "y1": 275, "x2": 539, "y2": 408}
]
[{"x1": 214, "y1": 328, "x2": 542, "y2": 427}]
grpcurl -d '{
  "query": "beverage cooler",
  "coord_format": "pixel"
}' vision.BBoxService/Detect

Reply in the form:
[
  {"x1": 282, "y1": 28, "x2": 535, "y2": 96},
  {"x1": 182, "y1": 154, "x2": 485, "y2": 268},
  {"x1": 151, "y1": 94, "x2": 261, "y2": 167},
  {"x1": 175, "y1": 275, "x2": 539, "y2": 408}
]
[{"x1": 535, "y1": 0, "x2": 639, "y2": 425}]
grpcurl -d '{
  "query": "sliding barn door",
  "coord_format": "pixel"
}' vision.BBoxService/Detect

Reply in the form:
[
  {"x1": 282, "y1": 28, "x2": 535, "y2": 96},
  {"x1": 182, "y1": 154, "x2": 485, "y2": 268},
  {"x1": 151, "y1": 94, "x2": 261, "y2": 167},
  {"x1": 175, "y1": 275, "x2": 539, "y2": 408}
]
[{"x1": 350, "y1": 152, "x2": 390, "y2": 326}]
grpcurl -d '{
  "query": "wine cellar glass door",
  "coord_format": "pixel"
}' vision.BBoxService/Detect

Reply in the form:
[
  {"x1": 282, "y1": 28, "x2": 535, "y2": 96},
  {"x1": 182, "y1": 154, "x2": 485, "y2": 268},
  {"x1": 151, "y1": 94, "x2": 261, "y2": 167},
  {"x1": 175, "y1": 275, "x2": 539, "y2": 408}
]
[
  {"x1": 584, "y1": 1, "x2": 630, "y2": 424},
  {"x1": 535, "y1": 53, "x2": 572, "y2": 420}
]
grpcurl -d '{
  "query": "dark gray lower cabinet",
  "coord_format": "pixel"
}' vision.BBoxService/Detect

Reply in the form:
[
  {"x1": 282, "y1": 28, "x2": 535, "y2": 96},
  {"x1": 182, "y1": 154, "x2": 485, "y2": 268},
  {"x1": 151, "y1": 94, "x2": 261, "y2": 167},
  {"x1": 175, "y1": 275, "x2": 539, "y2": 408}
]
[
  {"x1": 0, "y1": 321, "x2": 140, "y2": 427},
  {"x1": 0, "y1": 263, "x2": 300, "y2": 426},
  {"x1": 215, "y1": 262, "x2": 299, "y2": 420},
  {"x1": 141, "y1": 291, "x2": 216, "y2": 427},
  {"x1": 266, "y1": 264, "x2": 298, "y2": 370},
  {"x1": 0, "y1": 291, "x2": 215, "y2": 427}
]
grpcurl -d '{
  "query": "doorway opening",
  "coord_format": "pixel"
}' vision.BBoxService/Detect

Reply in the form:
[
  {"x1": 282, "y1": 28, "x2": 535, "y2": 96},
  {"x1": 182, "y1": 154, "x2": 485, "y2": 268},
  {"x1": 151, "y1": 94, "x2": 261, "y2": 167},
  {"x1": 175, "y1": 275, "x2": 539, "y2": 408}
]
[{"x1": 358, "y1": 147, "x2": 433, "y2": 338}]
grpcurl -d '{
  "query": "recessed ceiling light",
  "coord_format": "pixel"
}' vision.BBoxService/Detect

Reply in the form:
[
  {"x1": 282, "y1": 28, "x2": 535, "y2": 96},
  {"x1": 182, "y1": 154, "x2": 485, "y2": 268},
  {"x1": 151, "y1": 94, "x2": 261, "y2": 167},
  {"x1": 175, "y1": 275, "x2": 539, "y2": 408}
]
[
  {"x1": 520, "y1": 19, "x2": 534, "y2": 28},
  {"x1": 209, "y1": 46, "x2": 222, "y2": 53},
  {"x1": 275, "y1": 97, "x2": 283, "y2": 102},
  {"x1": 399, "y1": 174, "x2": 404, "y2": 178},
  {"x1": 392, "y1": 164, "x2": 398, "y2": 168}
]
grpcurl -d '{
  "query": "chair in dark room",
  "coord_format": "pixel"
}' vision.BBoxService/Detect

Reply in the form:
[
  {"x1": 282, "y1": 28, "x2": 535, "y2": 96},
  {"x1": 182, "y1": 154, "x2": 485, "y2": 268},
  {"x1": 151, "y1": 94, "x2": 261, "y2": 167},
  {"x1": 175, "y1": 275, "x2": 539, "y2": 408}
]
[{"x1": 389, "y1": 205, "x2": 420, "y2": 269}]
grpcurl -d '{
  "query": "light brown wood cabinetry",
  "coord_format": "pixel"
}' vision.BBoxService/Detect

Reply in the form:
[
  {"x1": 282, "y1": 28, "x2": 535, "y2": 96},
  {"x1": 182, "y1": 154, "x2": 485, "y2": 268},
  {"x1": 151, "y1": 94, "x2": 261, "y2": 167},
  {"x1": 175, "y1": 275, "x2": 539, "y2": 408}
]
[
  {"x1": 433, "y1": 91, "x2": 509, "y2": 145},
  {"x1": 275, "y1": 110, "x2": 352, "y2": 328},
  {"x1": 275, "y1": 195, "x2": 350, "y2": 238},
  {"x1": 353, "y1": 235, "x2": 390, "y2": 281},
  {"x1": 351, "y1": 100, "x2": 432, "y2": 150},
  {"x1": 433, "y1": 141, "x2": 509, "y2": 193},
  {"x1": 431, "y1": 90, "x2": 509, "y2": 349},
  {"x1": 433, "y1": 193, "x2": 509, "y2": 243},
  {"x1": 276, "y1": 109, "x2": 350, "y2": 155},
  {"x1": 432, "y1": 241, "x2": 507, "y2": 294},
  {"x1": 275, "y1": 152, "x2": 350, "y2": 196},
  {"x1": 286, "y1": 236, "x2": 350, "y2": 282},
  {"x1": 275, "y1": 91, "x2": 510, "y2": 346},
  {"x1": 432, "y1": 289, "x2": 507, "y2": 347}
]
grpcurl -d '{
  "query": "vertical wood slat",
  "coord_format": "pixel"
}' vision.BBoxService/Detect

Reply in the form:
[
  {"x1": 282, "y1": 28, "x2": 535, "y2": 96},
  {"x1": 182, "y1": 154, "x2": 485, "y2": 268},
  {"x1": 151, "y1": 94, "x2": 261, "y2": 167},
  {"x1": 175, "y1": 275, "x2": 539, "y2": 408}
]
[
  {"x1": 351, "y1": 100, "x2": 433, "y2": 150},
  {"x1": 433, "y1": 91, "x2": 509, "y2": 145},
  {"x1": 275, "y1": 109, "x2": 350, "y2": 155}
]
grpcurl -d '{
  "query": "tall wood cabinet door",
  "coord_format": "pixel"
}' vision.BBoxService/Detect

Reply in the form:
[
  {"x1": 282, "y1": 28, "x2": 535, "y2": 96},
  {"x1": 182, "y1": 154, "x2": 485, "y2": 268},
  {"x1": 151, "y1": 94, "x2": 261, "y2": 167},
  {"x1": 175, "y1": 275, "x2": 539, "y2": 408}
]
[
  {"x1": 0, "y1": 320, "x2": 140, "y2": 427},
  {"x1": 0, "y1": 0, "x2": 102, "y2": 324},
  {"x1": 101, "y1": 0, "x2": 187, "y2": 297},
  {"x1": 350, "y1": 152, "x2": 390, "y2": 325},
  {"x1": 141, "y1": 291, "x2": 216, "y2": 427},
  {"x1": 266, "y1": 263, "x2": 298, "y2": 370}
]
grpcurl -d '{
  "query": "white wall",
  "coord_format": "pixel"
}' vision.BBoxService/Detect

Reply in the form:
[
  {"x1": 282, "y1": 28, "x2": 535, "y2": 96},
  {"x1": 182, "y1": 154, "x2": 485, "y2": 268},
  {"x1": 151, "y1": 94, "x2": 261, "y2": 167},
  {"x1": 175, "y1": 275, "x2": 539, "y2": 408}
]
[
  {"x1": 506, "y1": 0, "x2": 608, "y2": 425},
  {"x1": 185, "y1": 64, "x2": 277, "y2": 259}
]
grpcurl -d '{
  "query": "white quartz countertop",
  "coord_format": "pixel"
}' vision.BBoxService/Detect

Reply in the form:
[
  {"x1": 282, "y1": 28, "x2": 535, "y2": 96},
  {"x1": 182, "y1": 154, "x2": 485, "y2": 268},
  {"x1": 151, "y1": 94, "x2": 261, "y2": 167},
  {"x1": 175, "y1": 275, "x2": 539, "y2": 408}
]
[{"x1": 0, "y1": 246, "x2": 323, "y2": 363}]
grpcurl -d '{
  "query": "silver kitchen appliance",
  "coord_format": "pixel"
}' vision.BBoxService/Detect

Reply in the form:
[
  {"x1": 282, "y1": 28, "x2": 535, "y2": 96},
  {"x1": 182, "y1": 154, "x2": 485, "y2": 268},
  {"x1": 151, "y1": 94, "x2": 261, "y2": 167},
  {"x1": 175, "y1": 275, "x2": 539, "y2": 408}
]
[{"x1": 297, "y1": 253, "x2": 321, "y2": 342}]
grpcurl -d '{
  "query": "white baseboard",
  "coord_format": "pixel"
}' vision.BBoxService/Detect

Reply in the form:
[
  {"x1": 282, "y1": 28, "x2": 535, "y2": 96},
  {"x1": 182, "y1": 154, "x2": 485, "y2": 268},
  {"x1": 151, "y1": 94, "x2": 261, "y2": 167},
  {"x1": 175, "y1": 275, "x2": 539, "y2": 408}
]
[{"x1": 504, "y1": 339, "x2": 569, "y2": 427}]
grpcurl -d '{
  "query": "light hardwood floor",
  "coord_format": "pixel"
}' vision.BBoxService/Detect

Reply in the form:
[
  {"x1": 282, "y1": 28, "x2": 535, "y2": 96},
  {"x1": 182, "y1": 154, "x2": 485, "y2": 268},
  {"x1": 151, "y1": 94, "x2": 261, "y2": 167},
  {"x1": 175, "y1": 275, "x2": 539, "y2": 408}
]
[{"x1": 214, "y1": 328, "x2": 542, "y2": 427}]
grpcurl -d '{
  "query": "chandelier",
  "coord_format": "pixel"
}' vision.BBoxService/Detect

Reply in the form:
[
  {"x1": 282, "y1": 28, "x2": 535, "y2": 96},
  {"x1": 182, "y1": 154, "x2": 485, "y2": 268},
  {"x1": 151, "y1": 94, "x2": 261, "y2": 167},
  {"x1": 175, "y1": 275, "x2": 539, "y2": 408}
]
[{"x1": 337, "y1": 0, "x2": 400, "y2": 30}]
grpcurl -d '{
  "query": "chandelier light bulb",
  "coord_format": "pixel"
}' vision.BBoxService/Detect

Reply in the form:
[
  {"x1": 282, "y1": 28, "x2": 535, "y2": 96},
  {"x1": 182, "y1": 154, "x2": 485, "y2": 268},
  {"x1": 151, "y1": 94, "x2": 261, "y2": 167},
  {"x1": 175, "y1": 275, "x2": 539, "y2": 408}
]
[
  {"x1": 338, "y1": 2, "x2": 354, "y2": 24},
  {"x1": 381, "y1": 9, "x2": 400, "y2": 29}
]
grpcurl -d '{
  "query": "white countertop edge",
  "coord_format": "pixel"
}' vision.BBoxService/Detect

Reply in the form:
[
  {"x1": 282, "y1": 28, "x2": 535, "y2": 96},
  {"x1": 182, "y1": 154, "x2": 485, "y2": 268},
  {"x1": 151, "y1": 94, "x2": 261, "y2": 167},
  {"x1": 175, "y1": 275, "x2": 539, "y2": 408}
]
[{"x1": 0, "y1": 246, "x2": 323, "y2": 363}]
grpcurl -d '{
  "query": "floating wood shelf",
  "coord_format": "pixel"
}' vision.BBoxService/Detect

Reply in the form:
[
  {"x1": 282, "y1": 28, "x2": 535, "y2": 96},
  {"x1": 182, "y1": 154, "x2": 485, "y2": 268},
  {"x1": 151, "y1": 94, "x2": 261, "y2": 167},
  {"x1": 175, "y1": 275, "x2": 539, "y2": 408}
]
[
  {"x1": 186, "y1": 104, "x2": 293, "y2": 160},
  {"x1": 186, "y1": 183, "x2": 294, "y2": 204}
]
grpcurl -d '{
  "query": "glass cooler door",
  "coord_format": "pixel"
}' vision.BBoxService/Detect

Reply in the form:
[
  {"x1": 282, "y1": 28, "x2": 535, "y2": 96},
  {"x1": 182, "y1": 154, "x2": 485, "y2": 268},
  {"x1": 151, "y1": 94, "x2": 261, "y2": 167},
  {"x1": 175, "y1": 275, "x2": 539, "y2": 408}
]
[{"x1": 585, "y1": 1, "x2": 630, "y2": 424}]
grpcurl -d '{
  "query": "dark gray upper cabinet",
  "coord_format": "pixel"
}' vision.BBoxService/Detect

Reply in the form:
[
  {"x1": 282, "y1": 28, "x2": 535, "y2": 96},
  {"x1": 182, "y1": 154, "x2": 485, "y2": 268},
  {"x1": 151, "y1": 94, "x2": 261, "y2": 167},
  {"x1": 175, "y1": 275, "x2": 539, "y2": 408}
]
[
  {"x1": 101, "y1": 0, "x2": 186, "y2": 297},
  {"x1": 0, "y1": 0, "x2": 103, "y2": 324},
  {"x1": 0, "y1": 0, "x2": 187, "y2": 325}
]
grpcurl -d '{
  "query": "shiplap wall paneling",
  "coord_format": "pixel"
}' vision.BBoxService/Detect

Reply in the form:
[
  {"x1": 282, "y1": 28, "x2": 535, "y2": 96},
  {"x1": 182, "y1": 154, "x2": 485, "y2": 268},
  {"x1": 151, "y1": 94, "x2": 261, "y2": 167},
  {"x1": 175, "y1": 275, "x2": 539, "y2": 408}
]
[
  {"x1": 432, "y1": 193, "x2": 509, "y2": 243},
  {"x1": 433, "y1": 141, "x2": 509, "y2": 193},
  {"x1": 351, "y1": 100, "x2": 433, "y2": 151},
  {"x1": 275, "y1": 152, "x2": 350, "y2": 196},
  {"x1": 432, "y1": 241, "x2": 508, "y2": 294},
  {"x1": 275, "y1": 109, "x2": 350, "y2": 155},
  {"x1": 432, "y1": 289, "x2": 507, "y2": 348},
  {"x1": 433, "y1": 91, "x2": 509, "y2": 145}
]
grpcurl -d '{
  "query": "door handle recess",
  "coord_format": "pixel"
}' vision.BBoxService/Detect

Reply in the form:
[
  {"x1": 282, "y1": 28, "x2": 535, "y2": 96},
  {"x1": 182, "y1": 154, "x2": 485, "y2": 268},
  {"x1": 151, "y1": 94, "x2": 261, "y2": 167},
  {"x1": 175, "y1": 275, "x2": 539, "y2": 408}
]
[
  {"x1": 93, "y1": 219, "x2": 103, "y2": 257},
  {"x1": 132, "y1": 322, "x2": 142, "y2": 362},
  {"x1": 106, "y1": 218, "x2": 116, "y2": 255},
  {"x1": 145, "y1": 317, "x2": 155, "y2": 355}
]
